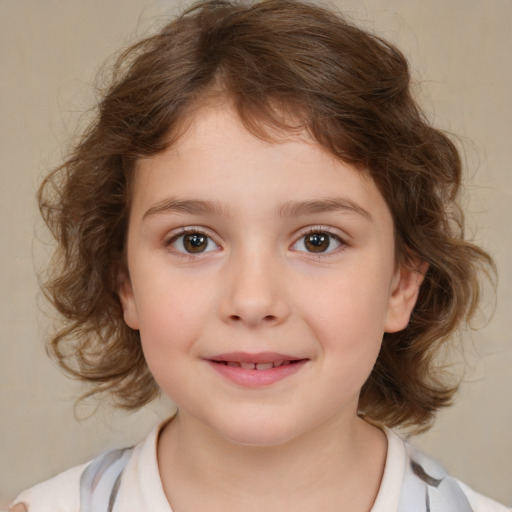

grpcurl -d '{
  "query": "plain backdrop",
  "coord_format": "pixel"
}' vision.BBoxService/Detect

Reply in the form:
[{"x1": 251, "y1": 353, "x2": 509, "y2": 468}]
[{"x1": 1, "y1": 0, "x2": 511, "y2": 506}]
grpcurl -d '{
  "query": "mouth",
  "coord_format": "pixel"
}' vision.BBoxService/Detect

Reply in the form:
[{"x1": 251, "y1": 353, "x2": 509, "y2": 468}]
[
  {"x1": 207, "y1": 352, "x2": 306, "y2": 369},
  {"x1": 206, "y1": 352, "x2": 308, "y2": 387},
  {"x1": 213, "y1": 360, "x2": 299, "y2": 370}
]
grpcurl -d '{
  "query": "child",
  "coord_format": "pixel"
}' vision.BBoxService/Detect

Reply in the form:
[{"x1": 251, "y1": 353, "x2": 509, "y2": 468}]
[{"x1": 10, "y1": 1, "x2": 509, "y2": 511}]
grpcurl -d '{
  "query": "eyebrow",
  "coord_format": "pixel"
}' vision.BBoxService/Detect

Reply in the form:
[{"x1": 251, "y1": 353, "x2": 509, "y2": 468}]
[
  {"x1": 142, "y1": 196, "x2": 371, "y2": 221},
  {"x1": 277, "y1": 198, "x2": 372, "y2": 220},
  {"x1": 143, "y1": 198, "x2": 234, "y2": 220}
]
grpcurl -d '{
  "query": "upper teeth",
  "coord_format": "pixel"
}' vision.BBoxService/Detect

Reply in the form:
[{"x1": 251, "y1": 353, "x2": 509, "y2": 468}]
[{"x1": 225, "y1": 360, "x2": 290, "y2": 370}]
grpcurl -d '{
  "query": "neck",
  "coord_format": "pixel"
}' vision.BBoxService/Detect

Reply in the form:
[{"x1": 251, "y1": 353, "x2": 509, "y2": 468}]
[{"x1": 157, "y1": 410, "x2": 387, "y2": 512}]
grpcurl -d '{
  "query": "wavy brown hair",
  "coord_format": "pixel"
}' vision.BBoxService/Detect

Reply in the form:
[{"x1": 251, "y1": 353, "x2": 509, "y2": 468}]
[{"x1": 39, "y1": 0, "x2": 494, "y2": 430}]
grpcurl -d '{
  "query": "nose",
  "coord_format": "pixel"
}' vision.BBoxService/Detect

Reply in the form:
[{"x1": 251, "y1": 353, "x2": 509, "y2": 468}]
[{"x1": 218, "y1": 249, "x2": 290, "y2": 328}]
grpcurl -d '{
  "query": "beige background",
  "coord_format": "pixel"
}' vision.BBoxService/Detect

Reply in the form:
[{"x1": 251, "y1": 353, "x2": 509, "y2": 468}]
[{"x1": 1, "y1": 0, "x2": 511, "y2": 506}]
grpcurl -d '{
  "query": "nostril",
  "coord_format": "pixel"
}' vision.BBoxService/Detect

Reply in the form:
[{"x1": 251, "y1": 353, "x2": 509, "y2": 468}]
[{"x1": 228, "y1": 314, "x2": 277, "y2": 323}]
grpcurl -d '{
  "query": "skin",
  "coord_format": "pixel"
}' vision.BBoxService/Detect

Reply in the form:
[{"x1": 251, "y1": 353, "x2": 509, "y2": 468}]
[
  {"x1": 119, "y1": 105, "x2": 425, "y2": 512},
  {"x1": 9, "y1": 504, "x2": 27, "y2": 512}
]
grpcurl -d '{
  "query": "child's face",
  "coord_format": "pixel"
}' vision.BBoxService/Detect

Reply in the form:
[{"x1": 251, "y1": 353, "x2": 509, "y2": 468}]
[{"x1": 119, "y1": 105, "x2": 422, "y2": 446}]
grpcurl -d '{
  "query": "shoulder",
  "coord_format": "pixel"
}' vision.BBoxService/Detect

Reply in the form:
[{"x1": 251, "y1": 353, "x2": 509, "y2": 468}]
[
  {"x1": 10, "y1": 446, "x2": 136, "y2": 512},
  {"x1": 397, "y1": 433, "x2": 510, "y2": 512},
  {"x1": 456, "y1": 480, "x2": 511, "y2": 512},
  {"x1": 9, "y1": 462, "x2": 87, "y2": 512},
  {"x1": 7, "y1": 419, "x2": 168, "y2": 512}
]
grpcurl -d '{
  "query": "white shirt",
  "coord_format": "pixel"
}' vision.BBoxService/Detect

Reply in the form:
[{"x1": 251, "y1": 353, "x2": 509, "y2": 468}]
[{"x1": 12, "y1": 421, "x2": 510, "y2": 512}]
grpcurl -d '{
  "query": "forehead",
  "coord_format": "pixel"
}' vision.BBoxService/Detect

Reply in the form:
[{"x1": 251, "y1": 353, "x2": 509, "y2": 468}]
[{"x1": 131, "y1": 105, "x2": 390, "y2": 225}]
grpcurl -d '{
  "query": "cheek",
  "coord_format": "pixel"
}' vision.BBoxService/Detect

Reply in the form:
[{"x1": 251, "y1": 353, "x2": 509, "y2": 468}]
[
  {"x1": 318, "y1": 311, "x2": 384, "y2": 377},
  {"x1": 302, "y1": 268, "x2": 391, "y2": 336},
  {"x1": 134, "y1": 282, "x2": 217, "y2": 407},
  {"x1": 136, "y1": 299, "x2": 201, "y2": 400},
  {"x1": 298, "y1": 268, "x2": 390, "y2": 370},
  {"x1": 134, "y1": 278, "x2": 211, "y2": 361}
]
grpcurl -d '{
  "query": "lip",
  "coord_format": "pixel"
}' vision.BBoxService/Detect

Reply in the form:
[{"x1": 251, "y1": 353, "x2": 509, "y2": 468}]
[
  {"x1": 205, "y1": 352, "x2": 308, "y2": 388},
  {"x1": 208, "y1": 351, "x2": 301, "y2": 364}
]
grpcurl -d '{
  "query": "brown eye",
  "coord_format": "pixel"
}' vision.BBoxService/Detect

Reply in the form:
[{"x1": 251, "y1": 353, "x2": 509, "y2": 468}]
[
  {"x1": 170, "y1": 232, "x2": 219, "y2": 254},
  {"x1": 292, "y1": 230, "x2": 343, "y2": 254},
  {"x1": 304, "y1": 233, "x2": 330, "y2": 253},
  {"x1": 183, "y1": 234, "x2": 208, "y2": 253}
]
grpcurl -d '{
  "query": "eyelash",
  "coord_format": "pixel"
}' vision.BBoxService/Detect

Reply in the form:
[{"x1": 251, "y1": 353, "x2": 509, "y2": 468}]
[
  {"x1": 163, "y1": 226, "x2": 347, "y2": 258},
  {"x1": 164, "y1": 227, "x2": 220, "y2": 258},
  {"x1": 291, "y1": 227, "x2": 346, "y2": 256}
]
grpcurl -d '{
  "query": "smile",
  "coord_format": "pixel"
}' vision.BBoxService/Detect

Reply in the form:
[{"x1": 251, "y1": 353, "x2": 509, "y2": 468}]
[
  {"x1": 220, "y1": 360, "x2": 294, "y2": 370},
  {"x1": 206, "y1": 353, "x2": 308, "y2": 387}
]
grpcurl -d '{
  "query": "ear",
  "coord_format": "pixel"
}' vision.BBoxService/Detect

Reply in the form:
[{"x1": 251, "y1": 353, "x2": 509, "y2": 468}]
[
  {"x1": 384, "y1": 258, "x2": 428, "y2": 333},
  {"x1": 118, "y1": 270, "x2": 140, "y2": 330}
]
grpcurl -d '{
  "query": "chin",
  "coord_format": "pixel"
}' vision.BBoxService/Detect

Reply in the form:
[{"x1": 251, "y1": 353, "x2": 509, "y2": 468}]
[
  {"x1": 221, "y1": 430, "x2": 297, "y2": 448},
  {"x1": 211, "y1": 414, "x2": 308, "y2": 448}
]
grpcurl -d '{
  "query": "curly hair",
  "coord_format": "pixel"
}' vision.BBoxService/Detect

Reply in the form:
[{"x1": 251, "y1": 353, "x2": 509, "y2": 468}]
[{"x1": 39, "y1": 0, "x2": 494, "y2": 431}]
